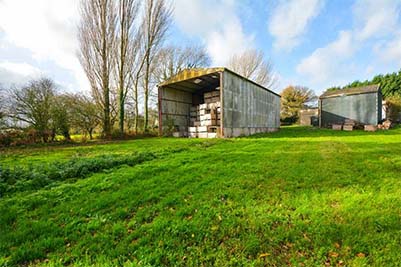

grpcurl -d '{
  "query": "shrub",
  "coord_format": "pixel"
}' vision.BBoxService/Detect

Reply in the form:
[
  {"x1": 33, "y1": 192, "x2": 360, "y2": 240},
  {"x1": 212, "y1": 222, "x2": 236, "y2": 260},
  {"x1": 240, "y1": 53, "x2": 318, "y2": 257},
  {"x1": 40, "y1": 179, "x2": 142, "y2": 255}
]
[{"x1": 385, "y1": 96, "x2": 401, "y2": 123}]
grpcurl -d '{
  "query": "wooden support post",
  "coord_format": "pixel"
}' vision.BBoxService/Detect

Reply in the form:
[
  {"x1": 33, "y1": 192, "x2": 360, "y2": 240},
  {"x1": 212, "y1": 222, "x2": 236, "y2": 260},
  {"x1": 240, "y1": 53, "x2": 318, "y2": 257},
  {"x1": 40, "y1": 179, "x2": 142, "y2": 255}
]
[
  {"x1": 158, "y1": 86, "x2": 163, "y2": 136},
  {"x1": 219, "y1": 71, "x2": 224, "y2": 137}
]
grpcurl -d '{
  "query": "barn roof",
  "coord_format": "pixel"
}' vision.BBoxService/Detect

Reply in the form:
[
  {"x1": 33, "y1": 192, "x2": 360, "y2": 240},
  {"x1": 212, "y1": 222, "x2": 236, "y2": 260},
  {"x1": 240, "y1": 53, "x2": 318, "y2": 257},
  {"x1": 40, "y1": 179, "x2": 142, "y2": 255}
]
[
  {"x1": 158, "y1": 67, "x2": 281, "y2": 97},
  {"x1": 158, "y1": 68, "x2": 224, "y2": 87},
  {"x1": 320, "y1": 84, "x2": 381, "y2": 99}
]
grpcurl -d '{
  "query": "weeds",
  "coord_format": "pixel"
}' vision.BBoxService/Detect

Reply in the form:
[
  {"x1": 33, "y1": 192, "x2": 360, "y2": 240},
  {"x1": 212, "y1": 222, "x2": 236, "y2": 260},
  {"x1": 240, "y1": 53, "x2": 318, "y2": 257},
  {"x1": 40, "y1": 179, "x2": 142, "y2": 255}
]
[{"x1": 0, "y1": 147, "x2": 187, "y2": 197}]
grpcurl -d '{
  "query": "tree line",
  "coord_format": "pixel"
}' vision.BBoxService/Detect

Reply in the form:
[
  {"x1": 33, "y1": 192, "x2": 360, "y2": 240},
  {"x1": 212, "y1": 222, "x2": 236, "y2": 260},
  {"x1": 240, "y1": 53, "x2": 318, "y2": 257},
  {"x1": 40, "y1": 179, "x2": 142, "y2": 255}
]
[
  {"x1": 77, "y1": 0, "x2": 275, "y2": 138},
  {"x1": 0, "y1": 0, "x2": 277, "y2": 146},
  {"x1": 326, "y1": 69, "x2": 401, "y2": 97},
  {"x1": 0, "y1": 79, "x2": 100, "y2": 144}
]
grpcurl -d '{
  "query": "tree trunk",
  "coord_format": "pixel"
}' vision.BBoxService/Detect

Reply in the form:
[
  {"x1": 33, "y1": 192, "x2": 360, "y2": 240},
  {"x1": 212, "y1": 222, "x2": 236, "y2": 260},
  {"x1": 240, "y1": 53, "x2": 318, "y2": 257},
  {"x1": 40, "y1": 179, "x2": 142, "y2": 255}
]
[
  {"x1": 119, "y1": 92, "x2": 124, "y2": 136},
  {"x1": 118, "y1": 54, "x2": 125, "y2": 136},
  {"x1": 103, "y1": 86, "x2": 111, "y2": 138},
  {"x1": 102, "y1": 8, "x2": 111, "y2": 139},
  {"x1": 133, "y1": 77, "x2": 139, "y2": 134},
  {"x1": 144, "y1": 55, "x2": 150, "y2": 133}
]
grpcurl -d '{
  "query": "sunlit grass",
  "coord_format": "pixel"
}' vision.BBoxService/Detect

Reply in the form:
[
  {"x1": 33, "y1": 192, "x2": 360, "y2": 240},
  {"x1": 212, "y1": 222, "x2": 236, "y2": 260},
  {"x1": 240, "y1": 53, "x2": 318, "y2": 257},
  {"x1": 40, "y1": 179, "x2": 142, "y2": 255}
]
[{"x1": 1, "y1": 126, "x2": 400, "y2": 266}]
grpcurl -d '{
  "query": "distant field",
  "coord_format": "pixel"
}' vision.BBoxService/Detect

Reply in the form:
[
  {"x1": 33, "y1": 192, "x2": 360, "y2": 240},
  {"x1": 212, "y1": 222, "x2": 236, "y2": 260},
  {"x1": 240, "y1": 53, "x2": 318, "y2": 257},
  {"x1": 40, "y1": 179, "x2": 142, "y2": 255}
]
[{"x1": 1, "y1": 126, "x2": 401, "y2": 266}]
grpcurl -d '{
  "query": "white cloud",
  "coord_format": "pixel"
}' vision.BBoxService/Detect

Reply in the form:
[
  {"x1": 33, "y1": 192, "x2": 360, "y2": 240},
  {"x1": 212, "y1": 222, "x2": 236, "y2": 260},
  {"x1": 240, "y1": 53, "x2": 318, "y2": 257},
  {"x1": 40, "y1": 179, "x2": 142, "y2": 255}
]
[
  {"x1": 374, "y1": 32, "x2": 401, "y2": 65},
  {"x1": 353, "y1": 0, "x2": 401, "y2": 41},
  {"x1": 0, "y1": 61, "x2": 42, "y2": 77},
  {"x1": 296, "y1": 31, "x2": 355, "y2": 87},
  {"x1": 0, "y1": 61, "x2": 42, "y2": 86},
  {"x1": 268, "y1": 0, "x2": 324, "y2": 51},
  {"x1": 172, "y1": 0, "x2": 254, "y2": 65},
  {"x1": 0, "y1": 0, "x2": 89, "y2": 91},
  {"x1": 296, "y1": 0, "x2": 401, "y2": 91}
]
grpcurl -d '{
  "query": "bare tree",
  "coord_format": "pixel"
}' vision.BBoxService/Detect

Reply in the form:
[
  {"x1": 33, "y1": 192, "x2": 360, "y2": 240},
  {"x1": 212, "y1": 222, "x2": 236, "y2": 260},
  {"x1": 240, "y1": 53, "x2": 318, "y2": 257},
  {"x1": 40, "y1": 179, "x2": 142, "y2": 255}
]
[
  {"x1": 115, "y1": 0, "x2": 139, "y2": 136},
  {"x1": 129, "y1": 30, "x2": 145, "y2": 134},
  {"x1": 141, "y1": 0, "x2": 172, "y2": 132},
  {"x1": 78, "y1": 0, "x2": 117, "y2": 138},
  {"x1": 0, "y1": 84, "x2": 7, "y2": 129},
  {"x1": 67, "y1": 94, "x2": 101, "y2": 139},
  {"x1": 9, "y1": 78, "x2": 56, "y2": 142},
  {"x1": 227, "y1": 49, "x2": 277, "y2": 89},
  {"x1": 153, "y1": 44, "x2": 211, "y2": 83}
]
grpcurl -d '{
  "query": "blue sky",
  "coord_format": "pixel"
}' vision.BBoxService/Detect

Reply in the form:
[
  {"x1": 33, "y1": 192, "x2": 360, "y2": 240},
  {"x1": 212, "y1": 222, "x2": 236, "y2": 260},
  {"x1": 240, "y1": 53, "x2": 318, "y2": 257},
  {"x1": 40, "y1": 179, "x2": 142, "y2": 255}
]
[{"x1": 0, "y1": 0, "x2": 400, "y2": 94}]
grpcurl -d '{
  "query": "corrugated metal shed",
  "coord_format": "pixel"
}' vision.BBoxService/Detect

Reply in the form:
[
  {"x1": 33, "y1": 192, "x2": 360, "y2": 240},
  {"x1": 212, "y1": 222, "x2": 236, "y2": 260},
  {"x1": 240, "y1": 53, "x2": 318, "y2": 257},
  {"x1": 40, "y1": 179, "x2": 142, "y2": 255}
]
[
  {"x1": 158, "y1": 67, "x2": 281, "y2": 138},
  {"x1": 319, "y1": 84, "x2": 382, "y2": 127},
  {"x1": 320, "y1": 84, "x2": 380, "y2": 98}
]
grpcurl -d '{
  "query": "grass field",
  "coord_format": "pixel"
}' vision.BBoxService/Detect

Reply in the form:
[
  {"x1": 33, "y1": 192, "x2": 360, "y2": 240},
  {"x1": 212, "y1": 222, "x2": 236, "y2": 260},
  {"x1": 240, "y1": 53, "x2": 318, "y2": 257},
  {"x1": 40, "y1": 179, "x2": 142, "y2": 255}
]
[{"x1": 1, "y1": 126, "x2": 401, "y2": 266}]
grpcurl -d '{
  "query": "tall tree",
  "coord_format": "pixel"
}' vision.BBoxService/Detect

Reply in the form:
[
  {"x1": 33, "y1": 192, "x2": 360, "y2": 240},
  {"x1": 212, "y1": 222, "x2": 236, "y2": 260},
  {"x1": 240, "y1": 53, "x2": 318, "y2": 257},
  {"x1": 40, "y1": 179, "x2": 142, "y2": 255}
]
[
  {"x1": 10, "y1": 78, "x2": 56, "y2": 142},
  {"x1": 227, "y1": 49, "x2": 277, "y2": 89},
  {"x1": 141, "y1": 0, "x2": 172, "y2": 132},
  {"x1": 78, "y1": 0, "x2": 117, "y2": 138},
  {"x1": 280, "y1": 86, "x2": 317, "y2": 124},
  {"x1": 130, "y1": 30, "x2": 145, "y2": 134},
  {"x1": 153, "y1": 44, "x2": 210, "y2": 83},
  {"x1": 115, "y1": 0, "x2": 139, "y2": 136}
]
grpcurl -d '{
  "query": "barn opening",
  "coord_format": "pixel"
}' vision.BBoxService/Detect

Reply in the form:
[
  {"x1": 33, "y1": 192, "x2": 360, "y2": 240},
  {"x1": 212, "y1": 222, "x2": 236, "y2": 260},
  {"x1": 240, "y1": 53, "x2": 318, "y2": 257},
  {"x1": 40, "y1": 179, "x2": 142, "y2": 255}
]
[{"x1": 158, "y1": 68, "x2": 281, "y2": 138}]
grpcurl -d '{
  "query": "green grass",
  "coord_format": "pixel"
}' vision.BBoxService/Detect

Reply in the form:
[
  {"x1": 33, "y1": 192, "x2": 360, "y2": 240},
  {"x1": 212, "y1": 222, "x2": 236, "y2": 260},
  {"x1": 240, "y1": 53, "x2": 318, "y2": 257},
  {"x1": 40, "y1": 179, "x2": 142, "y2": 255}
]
[{"x1": 1, "y1": 126, "x2": 401, "y2": 266}]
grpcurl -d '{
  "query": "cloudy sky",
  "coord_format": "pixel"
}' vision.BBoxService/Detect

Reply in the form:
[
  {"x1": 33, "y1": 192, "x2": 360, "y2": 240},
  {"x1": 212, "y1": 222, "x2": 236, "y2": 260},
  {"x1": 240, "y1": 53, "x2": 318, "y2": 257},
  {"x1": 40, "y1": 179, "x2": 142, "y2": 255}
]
[{"x1": 0, "y1": 0, "x2": 400, "y2": 94}]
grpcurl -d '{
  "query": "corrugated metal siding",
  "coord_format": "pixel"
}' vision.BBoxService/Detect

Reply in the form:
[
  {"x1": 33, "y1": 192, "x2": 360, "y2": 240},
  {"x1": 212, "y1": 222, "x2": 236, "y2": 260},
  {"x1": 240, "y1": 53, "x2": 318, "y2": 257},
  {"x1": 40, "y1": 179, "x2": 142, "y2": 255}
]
[
  {"x1": 160, "y1": 87, "x2": 192, "y2": 134},
  {"x1": 222, "y1": 71, "x2": 280, "y2": 137},
  {"x1": 320, "y1": 92, "x2": 381, "y2": 127}
]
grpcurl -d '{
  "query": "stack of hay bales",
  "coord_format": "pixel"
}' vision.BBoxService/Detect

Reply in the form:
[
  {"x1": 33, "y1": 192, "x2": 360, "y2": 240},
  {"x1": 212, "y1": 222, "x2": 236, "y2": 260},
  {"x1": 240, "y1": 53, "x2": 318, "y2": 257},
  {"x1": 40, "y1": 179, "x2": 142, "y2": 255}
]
[{"x1": 188, "y1": 91, "x2": 221, "y2": 138}]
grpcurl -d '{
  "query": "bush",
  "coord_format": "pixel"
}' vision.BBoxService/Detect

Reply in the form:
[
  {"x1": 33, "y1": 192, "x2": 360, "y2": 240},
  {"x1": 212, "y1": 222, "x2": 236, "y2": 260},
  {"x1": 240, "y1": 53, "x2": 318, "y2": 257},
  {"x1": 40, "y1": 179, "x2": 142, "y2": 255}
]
[
  {"x1": 385, "y1": 96, "x2": 401, "y2": 123},
  {"x1": 0, "y1": 129, "x2": 46, "y2": 147}
]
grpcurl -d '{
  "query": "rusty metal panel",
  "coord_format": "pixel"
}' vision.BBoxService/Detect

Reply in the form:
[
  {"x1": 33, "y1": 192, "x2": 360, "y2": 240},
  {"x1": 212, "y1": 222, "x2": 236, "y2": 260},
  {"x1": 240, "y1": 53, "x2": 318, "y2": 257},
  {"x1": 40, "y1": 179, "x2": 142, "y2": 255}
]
[{"x1": 222, "y1": 71, "x2": 280, "y2": 137}]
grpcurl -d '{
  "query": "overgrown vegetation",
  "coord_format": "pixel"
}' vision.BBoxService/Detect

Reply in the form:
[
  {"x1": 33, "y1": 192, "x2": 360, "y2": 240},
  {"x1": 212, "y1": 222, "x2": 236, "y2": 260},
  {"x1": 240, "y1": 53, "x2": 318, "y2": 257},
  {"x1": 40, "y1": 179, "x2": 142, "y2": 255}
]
[
  {"x1": 0, "y1": 151, "x2": 161, "y2": 196},
  {"x1": 1, "y1": 127, "x2": 401, "y2": 266}
]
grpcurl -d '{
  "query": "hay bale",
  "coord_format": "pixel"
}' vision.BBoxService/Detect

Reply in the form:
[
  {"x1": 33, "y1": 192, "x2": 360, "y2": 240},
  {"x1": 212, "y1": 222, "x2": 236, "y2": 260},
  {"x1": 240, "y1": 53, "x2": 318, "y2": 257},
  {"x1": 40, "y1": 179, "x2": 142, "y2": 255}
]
[{"x1": 364, "y1": 125, "x2": 377, "y2": 132}]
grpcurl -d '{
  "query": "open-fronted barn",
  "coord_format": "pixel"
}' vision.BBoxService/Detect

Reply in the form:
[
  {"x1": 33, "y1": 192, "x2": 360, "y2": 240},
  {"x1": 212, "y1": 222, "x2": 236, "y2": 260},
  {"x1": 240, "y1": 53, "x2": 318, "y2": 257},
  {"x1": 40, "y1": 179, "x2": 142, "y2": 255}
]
[
  {"x1": 319, "y1": 84, "x2": 382, "y2": 128},
  {"x1": 158, "y1": 68, "x2": 281, "y2": 138}
]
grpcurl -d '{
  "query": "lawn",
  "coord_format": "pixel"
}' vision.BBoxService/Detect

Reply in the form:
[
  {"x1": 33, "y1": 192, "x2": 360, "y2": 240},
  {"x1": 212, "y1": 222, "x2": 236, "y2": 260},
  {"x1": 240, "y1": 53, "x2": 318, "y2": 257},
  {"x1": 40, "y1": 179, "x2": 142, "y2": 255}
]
[{"x1": 1, "y1": 126, "x2": 401, "y2": 266}]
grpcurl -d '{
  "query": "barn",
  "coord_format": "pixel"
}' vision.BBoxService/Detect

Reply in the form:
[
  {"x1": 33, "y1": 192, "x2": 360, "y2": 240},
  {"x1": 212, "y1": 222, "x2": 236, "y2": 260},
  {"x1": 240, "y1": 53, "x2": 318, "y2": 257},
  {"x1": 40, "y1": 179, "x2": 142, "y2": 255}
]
[
  {"x1": 319, "y1": 84, "x2": 382, "y2": 128},
  {"x1": 158, "y1": 68, "x2": 281, "y2": 138}
]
